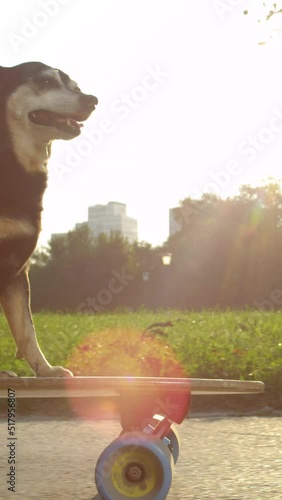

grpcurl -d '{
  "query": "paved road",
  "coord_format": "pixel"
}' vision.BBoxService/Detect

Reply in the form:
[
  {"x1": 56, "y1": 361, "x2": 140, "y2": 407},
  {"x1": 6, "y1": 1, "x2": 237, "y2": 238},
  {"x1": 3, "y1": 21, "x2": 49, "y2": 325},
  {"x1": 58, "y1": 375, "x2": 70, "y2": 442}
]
[{"x1": 0, "y1": 416, "x2": 281, "y2": 499}]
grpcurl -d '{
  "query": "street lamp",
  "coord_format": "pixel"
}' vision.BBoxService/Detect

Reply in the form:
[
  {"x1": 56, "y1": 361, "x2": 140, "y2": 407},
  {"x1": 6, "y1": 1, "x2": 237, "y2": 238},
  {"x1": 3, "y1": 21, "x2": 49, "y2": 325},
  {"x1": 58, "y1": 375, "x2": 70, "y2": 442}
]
[
  {"x1": 142, "y1": 271, "x2": 150, "y2": 281},
  {"x1": 162, "y1": 252, "x2": 172, "y2": 266},
  {"x1": 161, "y1": 252, "x2": 172, "y2": 307}
]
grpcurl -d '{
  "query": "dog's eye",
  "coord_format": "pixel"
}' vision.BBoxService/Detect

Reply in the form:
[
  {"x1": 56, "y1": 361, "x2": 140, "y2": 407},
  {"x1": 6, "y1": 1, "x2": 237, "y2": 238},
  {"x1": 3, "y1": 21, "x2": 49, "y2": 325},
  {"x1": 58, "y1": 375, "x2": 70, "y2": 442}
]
[
  {"x1": 35, "y1": 75, "x2": 60, "y2": 89},
  {"x1": 43, "y1": 78, "x2": 57, "y2": 88}
]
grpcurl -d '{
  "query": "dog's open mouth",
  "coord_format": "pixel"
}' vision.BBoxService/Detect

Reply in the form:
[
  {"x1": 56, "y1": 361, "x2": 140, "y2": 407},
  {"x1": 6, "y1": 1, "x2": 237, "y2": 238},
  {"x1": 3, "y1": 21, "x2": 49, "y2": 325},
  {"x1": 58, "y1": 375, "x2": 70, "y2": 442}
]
[{"x1": 28, "y1": 109, "x2": 88, "y2": 134}]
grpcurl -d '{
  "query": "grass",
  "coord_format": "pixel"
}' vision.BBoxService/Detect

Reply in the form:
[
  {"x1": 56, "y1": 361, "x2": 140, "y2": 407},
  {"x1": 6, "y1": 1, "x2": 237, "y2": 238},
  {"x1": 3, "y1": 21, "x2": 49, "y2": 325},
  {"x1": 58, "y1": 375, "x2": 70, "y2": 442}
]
[{"x1": 0, "y1": 309, "x2": 281, "y2": 403}]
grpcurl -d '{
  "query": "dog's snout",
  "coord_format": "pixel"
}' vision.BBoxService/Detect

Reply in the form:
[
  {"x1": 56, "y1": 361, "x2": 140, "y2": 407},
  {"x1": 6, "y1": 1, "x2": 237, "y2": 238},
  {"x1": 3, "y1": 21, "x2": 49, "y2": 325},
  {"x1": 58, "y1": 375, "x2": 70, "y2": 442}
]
[{"x1": 82, "y1": 94, "x2": 98, "y2": 109}]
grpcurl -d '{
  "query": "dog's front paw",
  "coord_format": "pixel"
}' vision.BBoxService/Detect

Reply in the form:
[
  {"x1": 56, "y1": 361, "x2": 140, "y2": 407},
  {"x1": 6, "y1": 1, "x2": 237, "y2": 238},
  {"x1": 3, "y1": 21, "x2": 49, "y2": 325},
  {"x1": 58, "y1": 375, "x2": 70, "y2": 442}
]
[
  {"x1": 36, "y1": 366, "x2": 74, "y2": 377},
  {"x1": 50, "y1": 366, "x2": 74, "y2": 377}
]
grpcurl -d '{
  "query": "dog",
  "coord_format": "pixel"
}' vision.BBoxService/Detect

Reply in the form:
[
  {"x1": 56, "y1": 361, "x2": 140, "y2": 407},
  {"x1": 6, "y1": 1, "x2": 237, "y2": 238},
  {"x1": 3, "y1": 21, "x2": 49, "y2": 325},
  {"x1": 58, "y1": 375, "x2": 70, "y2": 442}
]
[{"x1": 0, "y1": 62, "x2": 97, "y2": 377}]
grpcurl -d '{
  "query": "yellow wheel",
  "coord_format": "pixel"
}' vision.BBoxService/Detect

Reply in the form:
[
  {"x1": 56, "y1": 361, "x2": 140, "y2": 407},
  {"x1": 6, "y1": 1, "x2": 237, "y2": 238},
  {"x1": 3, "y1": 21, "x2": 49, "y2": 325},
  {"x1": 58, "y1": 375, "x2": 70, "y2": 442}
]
[{"x1": 95, "y1": 431, "x2": 174, "y2": 499}]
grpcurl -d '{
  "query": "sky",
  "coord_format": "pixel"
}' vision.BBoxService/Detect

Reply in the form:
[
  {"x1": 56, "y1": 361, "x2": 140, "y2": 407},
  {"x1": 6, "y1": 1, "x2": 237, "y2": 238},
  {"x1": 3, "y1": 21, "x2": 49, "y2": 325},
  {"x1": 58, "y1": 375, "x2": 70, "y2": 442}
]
[{"x1": 2, "y1": 0, "x2": 282, "y2": 247}]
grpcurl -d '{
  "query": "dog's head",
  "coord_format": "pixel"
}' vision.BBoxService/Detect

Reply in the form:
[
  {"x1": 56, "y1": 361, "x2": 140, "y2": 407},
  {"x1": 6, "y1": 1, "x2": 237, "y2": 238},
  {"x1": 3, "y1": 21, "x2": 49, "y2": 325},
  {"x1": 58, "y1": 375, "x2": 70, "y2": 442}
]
[{"x1": 0, "y1": 62, "x2": 98, "y2": 143}]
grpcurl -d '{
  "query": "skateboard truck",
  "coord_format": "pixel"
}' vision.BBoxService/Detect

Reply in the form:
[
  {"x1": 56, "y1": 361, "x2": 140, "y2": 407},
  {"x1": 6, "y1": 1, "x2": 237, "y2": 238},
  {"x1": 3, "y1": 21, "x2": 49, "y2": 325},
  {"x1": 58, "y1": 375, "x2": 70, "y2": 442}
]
[{"x1": 119, "y1": 389, "x2": 191, "y2": 434}]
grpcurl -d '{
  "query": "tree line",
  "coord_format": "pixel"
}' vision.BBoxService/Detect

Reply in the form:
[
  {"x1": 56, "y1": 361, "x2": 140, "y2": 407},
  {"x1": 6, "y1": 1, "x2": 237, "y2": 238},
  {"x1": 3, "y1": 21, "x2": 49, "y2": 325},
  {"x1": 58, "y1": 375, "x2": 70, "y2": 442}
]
[{"x1": 30, "y1": 180, "x2": 282, "y2": 311}]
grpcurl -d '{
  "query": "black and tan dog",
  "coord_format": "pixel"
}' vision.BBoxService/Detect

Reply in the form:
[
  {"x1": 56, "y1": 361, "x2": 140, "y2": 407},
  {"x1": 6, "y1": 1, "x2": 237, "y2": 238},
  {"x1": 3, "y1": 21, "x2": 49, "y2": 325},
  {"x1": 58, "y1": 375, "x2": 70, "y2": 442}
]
[{"x1": 0, "y1": 62, "x2": 97, "y2": 377}]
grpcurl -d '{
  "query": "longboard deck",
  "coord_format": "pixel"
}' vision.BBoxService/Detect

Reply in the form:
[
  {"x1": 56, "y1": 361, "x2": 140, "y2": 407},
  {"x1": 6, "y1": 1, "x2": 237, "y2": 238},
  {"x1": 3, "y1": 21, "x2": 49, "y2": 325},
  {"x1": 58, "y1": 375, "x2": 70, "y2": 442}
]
[{"x1": 0, "y1": 376, "x2": 264, "y2": 398}]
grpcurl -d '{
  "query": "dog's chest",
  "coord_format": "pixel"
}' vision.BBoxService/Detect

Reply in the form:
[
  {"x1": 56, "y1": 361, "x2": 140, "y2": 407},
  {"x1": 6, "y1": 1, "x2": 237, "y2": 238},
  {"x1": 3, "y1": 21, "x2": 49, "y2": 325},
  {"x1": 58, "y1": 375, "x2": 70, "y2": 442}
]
[
  {"x1": 0, "y1": 160, "x2": 46, "y2": 288},
  {"x1": 0, "y1": 154, "x2": 47, "y2": 218}
]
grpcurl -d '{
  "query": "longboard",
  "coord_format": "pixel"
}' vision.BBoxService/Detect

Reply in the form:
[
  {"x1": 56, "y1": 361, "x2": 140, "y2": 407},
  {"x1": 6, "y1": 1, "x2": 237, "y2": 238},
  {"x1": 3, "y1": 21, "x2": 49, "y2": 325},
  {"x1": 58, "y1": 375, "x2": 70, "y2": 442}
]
[{"x1": 0, "y1": 376, "x2": 264, "y2": 398}]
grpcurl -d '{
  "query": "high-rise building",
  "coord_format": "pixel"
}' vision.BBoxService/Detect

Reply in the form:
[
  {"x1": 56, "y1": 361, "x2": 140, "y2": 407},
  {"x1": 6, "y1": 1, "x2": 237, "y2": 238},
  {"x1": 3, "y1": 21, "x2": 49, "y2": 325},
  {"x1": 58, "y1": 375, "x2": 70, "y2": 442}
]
[
  {"x1": 169, "y1": 207, "x2": 182, "y2": 236},
  {"x1": 87, "y1": 201, "x2": 138, "y2": 243}
]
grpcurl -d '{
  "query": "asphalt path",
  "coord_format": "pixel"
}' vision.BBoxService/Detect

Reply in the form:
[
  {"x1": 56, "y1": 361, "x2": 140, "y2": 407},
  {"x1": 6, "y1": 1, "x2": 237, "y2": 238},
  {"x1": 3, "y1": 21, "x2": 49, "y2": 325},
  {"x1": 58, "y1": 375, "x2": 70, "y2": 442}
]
[{"x1": 0, "y1": 415, "x2": 281, "y2": 499}]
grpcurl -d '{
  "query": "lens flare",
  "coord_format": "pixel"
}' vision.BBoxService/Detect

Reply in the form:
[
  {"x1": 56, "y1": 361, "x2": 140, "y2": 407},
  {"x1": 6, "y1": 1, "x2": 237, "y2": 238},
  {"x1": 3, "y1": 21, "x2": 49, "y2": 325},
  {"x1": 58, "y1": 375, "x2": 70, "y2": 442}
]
[{"x1": 64, "y1": 327, "x2": 185, "y2": 421}]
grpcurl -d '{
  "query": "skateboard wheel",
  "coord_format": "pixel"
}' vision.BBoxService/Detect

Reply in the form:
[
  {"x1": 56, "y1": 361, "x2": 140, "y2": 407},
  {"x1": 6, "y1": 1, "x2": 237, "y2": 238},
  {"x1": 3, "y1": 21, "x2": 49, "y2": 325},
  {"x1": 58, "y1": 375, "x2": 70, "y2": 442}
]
[
  {"x1": 151, "y1": 415, "x2": 181, "y2": 464},
  {"x1": 95, "y1": 431, "x2": 174, "y2": 499}
]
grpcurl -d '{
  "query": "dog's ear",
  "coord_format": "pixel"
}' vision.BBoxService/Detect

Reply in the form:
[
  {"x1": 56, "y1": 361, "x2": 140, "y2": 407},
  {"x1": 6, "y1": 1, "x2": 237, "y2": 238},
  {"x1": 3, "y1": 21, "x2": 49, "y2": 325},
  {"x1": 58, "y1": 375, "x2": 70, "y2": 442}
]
[{"x1": 0, "y1": 66, "x2": 22, "y2": 98}]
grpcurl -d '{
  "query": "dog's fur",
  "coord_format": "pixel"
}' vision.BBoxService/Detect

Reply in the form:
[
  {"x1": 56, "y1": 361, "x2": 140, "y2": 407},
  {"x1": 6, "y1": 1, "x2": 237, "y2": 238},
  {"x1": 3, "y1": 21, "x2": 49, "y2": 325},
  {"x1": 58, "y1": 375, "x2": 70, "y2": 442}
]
[{"x1": 0, "y1": 62, "x2": 97, "y2": 377}]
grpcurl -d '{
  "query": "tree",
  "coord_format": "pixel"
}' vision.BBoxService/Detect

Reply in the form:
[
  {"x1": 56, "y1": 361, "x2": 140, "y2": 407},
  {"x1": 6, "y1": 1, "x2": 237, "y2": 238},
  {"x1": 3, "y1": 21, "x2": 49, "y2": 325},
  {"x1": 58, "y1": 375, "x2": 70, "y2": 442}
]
[
  {"x1": 30, "y1": 227, "x2": 150, "y2": 311},
  {"x1": 167, "y1": 180, "x2": 282, "y2": 308}
]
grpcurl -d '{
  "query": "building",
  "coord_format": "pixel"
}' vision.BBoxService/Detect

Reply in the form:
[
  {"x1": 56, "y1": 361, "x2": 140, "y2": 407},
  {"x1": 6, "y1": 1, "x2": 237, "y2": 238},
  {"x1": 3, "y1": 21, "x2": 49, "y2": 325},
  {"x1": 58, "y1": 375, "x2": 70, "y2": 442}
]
[
  {"x1": 52, "y1": 202, "x2": 138, "y2": 243},
  {"x1": 87, "y1": 202, "x2": 138, "y2": 243},
  {"x1": 169, "y1": 207, "x2": 182, "y2": 236}
]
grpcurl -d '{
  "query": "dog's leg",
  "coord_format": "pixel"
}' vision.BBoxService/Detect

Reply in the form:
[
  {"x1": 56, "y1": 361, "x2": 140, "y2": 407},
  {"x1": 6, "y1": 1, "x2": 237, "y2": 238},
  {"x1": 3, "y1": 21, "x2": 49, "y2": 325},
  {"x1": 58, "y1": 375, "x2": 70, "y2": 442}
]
[{"x1": 0, "y1": 270, "x2": 73, "y2": 377}]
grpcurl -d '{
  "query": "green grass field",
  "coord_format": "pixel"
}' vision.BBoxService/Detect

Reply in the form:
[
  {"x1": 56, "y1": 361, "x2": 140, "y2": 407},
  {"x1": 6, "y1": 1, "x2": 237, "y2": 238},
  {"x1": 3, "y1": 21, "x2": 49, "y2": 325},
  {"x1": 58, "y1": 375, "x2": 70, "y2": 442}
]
[{"x1": 0, "y1": 309, "x2": 281, "y2": 403}]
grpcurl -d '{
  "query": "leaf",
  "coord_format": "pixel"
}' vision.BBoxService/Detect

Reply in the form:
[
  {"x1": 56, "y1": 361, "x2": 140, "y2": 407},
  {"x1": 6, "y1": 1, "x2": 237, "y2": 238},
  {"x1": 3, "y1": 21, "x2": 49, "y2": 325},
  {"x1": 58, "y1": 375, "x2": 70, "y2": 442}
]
[{"x1": 266, "y1": 10, "x2": 275, "y2": 20}]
